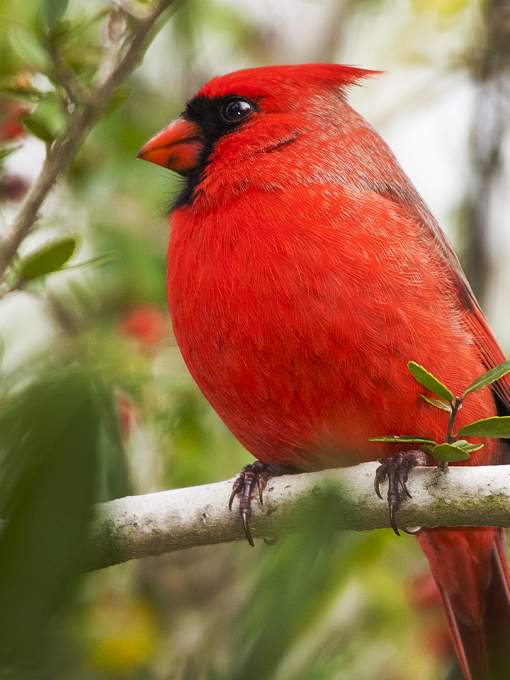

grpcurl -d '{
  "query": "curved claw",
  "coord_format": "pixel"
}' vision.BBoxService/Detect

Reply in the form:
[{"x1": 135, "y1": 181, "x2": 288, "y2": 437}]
[
  {"x1": 374, "y1": 465, "x2": 386, "y2": 500},
  {"x1": 389, "y1": 500, "x2": 400, "y2": 536},
  {"x1": 228, "y1": 490, "x2": 236, "y2": 511},
  {"x1": 374, "y1": 450, "x2": 424, "y2": 537},
  {"x1": 228, "y1": 462, "x2": 286, "y2": 546},
  {"x1": 241, "y1": 509, "x2": 254, "y2": 547}
]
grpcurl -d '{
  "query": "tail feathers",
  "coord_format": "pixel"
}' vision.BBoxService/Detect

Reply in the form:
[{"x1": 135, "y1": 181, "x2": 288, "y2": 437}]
[
  {"x1": 418, "y1": 528, "x2": 510, "y2": 680},
  {"x1": 484, "y1": 532, "x2": 510, "y2": 677}
]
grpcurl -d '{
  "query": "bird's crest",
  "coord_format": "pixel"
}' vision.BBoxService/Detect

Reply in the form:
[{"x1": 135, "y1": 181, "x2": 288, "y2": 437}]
[{"x1": 198, "y1": 64, "x2": 382, "y2": 101}]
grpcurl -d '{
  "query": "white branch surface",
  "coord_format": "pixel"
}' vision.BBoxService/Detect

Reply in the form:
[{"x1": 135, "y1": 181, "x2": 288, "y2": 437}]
[{"x1": 88, "y1": 463, "x2": 510, "y2": 570}]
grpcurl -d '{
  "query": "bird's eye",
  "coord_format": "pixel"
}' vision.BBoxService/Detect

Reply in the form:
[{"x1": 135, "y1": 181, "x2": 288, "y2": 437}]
[{"x1": 220, "y1": 98, "x2": 254, "y2": 124}]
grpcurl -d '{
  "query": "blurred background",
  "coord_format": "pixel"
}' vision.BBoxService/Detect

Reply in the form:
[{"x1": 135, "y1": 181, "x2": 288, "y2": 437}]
[{"x1": 0, "y1": 0, "x2": 508, "y2": 678}]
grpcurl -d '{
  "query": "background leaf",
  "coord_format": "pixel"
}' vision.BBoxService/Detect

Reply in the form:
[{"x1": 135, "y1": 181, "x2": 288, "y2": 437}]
[
  {"x1": 217, "y1": 491, "x2": 364, "y2": 680},
  {"x1": 0, "y1": 145, "x2": 22, "y2": 163},
  {"x1": 8, "y1": 25, "x2": 48, "y2": 70},
  {"x1": 42, "y1": 0, "x2": 70, "y2": 31},
  {"x1": 22, "y1": 114, "x2": 54, "y2": 143},
  {"x1": 21, "y1": 96, "x2": 66, "y2": 143},
  {"x1": 19, "y1": 235, "x2": 78, "y2": 281},
  {"x1": 0, "y1": 365, "x2": 100, "y2": 665}
]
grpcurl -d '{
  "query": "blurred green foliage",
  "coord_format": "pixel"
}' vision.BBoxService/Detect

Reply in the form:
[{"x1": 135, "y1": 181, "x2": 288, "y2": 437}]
[
  {"x1": 0, "y1": 360, "x2": 127, "y2": 670},
  {"x1": 218, "y1": 495, "x2": 364, "y2": 680},
  {"x1": 0, "y1": 0, "x2": 503, "y2": 679}
]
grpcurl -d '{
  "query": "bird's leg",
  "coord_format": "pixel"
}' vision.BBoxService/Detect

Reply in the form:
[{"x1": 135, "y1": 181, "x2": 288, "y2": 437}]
[
  {"x1": 229, "y1": 462, "x2": 287, "y2": 546},
  {"x1": 374, "y1": 450, "x2": 428, "y2": 536}
]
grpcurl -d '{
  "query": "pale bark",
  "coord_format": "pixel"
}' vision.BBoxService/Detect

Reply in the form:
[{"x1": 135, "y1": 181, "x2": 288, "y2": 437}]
[{"x1": 88, "y1": 463, "x2": 510, "y2": 570}]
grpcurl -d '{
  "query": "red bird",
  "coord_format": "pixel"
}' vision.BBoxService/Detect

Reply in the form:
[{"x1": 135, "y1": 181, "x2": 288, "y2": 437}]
[{"x1": 138, "y1": 64, "x2": 510, "y2": 679}]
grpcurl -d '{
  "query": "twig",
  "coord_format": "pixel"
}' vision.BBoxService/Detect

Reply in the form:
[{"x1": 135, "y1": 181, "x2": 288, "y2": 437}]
[
  {"x1": 87, "y1": 462, "x2": 510, "y2": 571},
  {"x1": 0, "y1": 0, "x2": 178, "y2": 279},
  {"x1": 46, "y1": 39, "x2": 83, "y2": 110}
]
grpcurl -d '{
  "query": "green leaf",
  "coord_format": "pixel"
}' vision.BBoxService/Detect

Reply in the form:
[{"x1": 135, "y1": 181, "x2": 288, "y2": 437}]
[
  {"x1": 42, "y1": 0, "x2": 70, "y2": 30},
  {"x1": 458, "y1": 416, "x2": 510, "y2": 438},
  {"x1": 22, "y1": 115, "x2": 55, "y2": 144},
  {"x1": 420, "y1": 394, "x2": 452, "y2": 412},
  {"x1": 369, "y1": 435, "x2": 437, "y2": 446},
  {"x1": 0, "y1": 146, "x2": 21, "y2": 164},
  {"x1": 407, "y1": 361, "x2": 453, "y2": 403},
  {"x1": 18, "y1": 236, "x2": 78, "y2": 282},
  {"x1": 451, "y1": 439, "x2": 484, "y2": 453},
  {"x1": 431, "y1": 442, "x2": 471, "y2": 463},
  {"x1": 22, "y1": 96, "x2": 66, "y2": 144},
  {"x1": 224, "y1": 490, "x2": 364, "y2": 680},
  {"x1": 62, "y1": 251, "x2": 116, "y2": 271},
  {"x1": 0, "y1": 79, "x2": 48, "y2": 102},
  {"x1": 8, "y1": 26, "x2": 48, "y2": 70},
  {"x1": 0, "y1": 366, "x2": 100, "y2": 663},
  {"x1": 462, "y1": 360, "x2": 510, "y2": 398}
]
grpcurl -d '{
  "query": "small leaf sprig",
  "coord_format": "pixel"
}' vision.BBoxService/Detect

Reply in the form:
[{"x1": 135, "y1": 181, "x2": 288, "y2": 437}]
[
  {"x1": 370, "y1": 359, "x2": 510, "y2": 468},
  {"x1": 0, "y1": 236, "x2": 115, "y2": 298}
]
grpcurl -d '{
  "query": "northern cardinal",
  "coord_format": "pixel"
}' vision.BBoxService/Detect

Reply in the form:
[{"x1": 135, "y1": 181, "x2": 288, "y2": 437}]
[{"x1": 138, "y1": 64, "x2": 510, "y2": 679}]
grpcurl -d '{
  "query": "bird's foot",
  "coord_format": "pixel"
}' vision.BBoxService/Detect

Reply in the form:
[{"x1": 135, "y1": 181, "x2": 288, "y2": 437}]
[
  {"x1": 374, "y1": 450, "x2": 427, "y2": 536},
  {"x1": 229, "y1": 462, "x2": 286, "y2": 547}
]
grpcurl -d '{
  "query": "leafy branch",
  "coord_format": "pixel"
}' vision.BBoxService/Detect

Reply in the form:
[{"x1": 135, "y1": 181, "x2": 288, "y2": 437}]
[
  {"x1": 0, "y1": 0, "x2": 179, "y2": 285},
  {"x1": 370, "y1": 358, "x2": 510, "y2": 467}
]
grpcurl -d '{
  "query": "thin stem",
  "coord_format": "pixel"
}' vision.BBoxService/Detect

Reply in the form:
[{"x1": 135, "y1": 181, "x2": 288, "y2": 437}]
[
  {"x1": 438, "y1": 396, "x2": 463, "y2": 472},
  {"x1": 446, "y1": 396, "x2": 463, "y2": 443}
]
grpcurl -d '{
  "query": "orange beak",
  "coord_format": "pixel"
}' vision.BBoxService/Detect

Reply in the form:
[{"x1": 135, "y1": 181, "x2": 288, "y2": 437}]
[{"x1": 137, "y1": 118, "x2": 202, "y2": 174}]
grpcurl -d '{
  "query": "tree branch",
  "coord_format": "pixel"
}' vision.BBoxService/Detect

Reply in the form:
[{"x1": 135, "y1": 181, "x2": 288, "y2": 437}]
[
  {"x1": 88, "y1": 463, "x2": 510, "y2": 571},
  {"x1": 0, "y1": 0, "x2": 178, "y2": 278}
]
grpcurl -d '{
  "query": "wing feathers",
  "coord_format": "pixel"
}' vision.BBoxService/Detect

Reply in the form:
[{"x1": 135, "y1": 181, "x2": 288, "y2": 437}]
[{"x1": 377, "y1": 182, "x2": 510, "y2": 412}]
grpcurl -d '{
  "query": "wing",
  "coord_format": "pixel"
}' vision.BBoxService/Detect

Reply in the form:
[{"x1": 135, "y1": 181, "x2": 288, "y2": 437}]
[{"x1": 376, "y1": 180, "x2": 510, "y2": 413}]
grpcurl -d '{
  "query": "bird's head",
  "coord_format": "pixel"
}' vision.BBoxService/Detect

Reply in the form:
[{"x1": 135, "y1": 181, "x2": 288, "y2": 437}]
[{"x1": 137, "y1": 64, "x2": 379, "y2": 207}]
